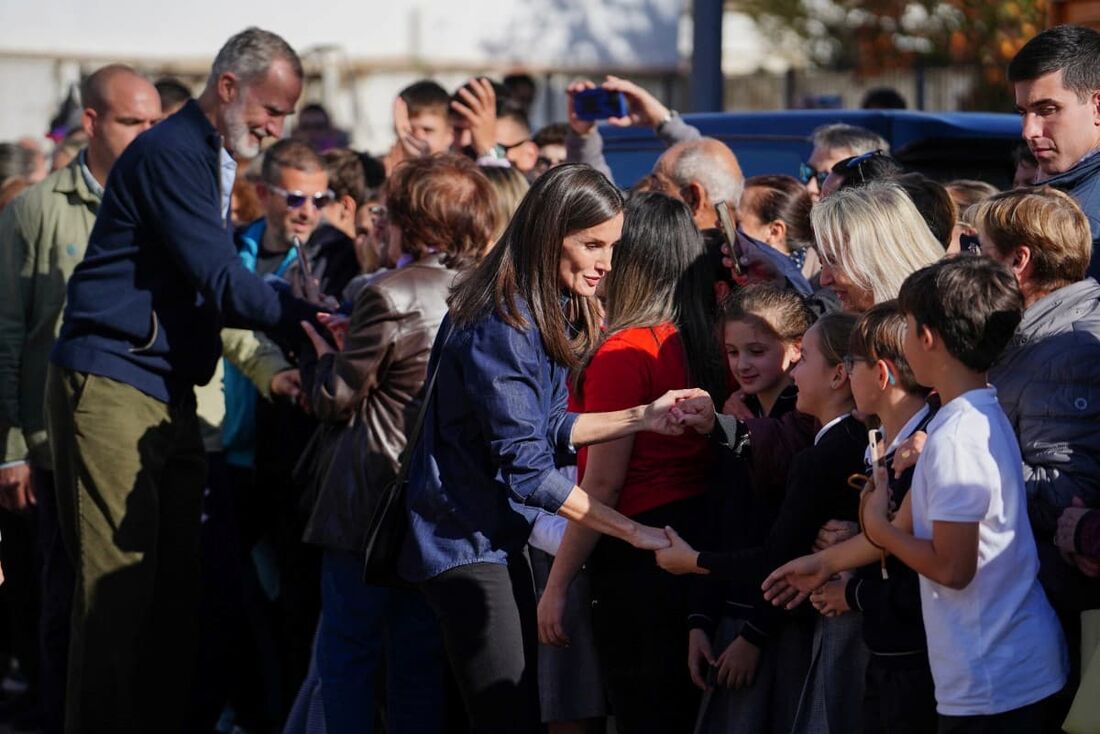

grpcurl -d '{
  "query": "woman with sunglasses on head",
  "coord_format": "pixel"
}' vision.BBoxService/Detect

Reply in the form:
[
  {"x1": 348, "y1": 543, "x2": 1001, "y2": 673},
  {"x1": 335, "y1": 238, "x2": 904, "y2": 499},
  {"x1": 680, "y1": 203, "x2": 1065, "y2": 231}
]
[
  {"x1": 398, "y1": 164, "x2": 704, "y2": 734},
  {"x1": 812, "y1": 181, "x2": 944, "y2": 313}
]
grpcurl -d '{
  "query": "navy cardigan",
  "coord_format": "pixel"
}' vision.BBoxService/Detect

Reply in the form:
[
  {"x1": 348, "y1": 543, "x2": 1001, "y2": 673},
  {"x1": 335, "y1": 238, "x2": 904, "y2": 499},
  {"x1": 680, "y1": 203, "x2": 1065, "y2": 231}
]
[{"x1": 51, "y1": 99, "x2": 316, "y2": 403}]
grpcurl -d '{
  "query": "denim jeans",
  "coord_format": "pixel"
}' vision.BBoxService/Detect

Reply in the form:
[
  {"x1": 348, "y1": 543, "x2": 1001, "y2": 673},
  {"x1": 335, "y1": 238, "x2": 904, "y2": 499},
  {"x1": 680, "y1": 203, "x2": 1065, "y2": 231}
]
[{"x1": 317, "y1": 549, "x2": 446, "y2": 734}]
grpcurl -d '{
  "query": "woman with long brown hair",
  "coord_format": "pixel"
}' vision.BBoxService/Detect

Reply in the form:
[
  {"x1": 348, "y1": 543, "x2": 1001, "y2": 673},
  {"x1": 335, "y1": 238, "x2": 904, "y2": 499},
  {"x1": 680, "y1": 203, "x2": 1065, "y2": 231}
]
[{"x1": 398, "y1": 165, "x2": 701, "y2": 734}]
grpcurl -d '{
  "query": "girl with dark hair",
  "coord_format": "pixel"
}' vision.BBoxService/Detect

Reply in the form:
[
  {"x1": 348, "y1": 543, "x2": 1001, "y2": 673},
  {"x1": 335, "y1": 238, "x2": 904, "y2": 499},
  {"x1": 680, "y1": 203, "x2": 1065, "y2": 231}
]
[
  {"x1": 536, "y1": 191, "x2": 727, "y2": 733},
  {"x1": 659, "y1": 312, "x2": 870, "y2": 734},
  {"x1": 398, "y1": 165, "x2": 702, "y2": 734},
  {"x1": 739, "y1": 175, "x2": 818, "y2": 279}
]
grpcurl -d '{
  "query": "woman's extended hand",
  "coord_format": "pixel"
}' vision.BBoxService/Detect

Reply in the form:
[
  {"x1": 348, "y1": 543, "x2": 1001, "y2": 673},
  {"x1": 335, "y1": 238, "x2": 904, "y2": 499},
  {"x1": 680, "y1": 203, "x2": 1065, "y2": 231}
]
[
  {"x1": 537, "y1": 585, "x2": 571, "y2": 648},
  {"x1": 654, "y1": 526, "x2": 702, "y2": 574},
  {"x1": 643, "y1": 388, "x2": 712, "y2": 435},
  {"x1": 628, "y1": 522, "x2": 672, "y2": 551}
]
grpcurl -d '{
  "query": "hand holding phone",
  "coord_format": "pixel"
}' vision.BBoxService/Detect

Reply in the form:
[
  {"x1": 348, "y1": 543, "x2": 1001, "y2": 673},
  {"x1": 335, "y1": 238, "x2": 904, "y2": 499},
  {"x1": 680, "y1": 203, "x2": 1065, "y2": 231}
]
[
  {"x1": 572, "y1": 88, "x2": 629, "y2": 122},
  {"x1": 714, "y1": 201, "x2": 743, "y2": 276}
]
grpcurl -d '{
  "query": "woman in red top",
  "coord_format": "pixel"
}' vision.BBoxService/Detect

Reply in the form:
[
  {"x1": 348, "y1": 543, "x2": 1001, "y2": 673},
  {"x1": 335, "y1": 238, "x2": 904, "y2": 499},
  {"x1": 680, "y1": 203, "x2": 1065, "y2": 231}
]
[{"x1": 537, "y1": 191, "x2": 728, "y2": 734}]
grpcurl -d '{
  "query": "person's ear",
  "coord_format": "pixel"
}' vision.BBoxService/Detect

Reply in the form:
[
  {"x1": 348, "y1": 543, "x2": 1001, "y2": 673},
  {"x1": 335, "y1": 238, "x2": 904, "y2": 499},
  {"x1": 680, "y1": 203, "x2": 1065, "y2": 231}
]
[
  {"x1": 1012, "y1": 245, "x2": 1033, "y2": 279},
  {"x1": 1090, "y1": 89, "x2": 1100, "y2": 124},
  {"x1": 256, "y1": 182, "x2": 271, "y2": 206},
  {"x1": 877, "y1": 359, "x2": 896, "y2": 389},
  {"x1": 682, "y1": 181, "x2": 706, "y2": 216},
  {"x1": 918, "y1": 323, "x2": 936, "y2": 352},
  {"x1": 769, "y1": 219, "x2": 787, "y2": 248},
  {"x1": 216, "y1": 72, "x2": 239, "y2": 104},
  {"x1": 786, "y1": 339, "x2": 803, "y2": 365},
  {"x1": 832, "y1": 360, "x2": 848, "y2": 389},
  {"x1": 81, "y1": 108, "x2": 98, "y2": 139}
]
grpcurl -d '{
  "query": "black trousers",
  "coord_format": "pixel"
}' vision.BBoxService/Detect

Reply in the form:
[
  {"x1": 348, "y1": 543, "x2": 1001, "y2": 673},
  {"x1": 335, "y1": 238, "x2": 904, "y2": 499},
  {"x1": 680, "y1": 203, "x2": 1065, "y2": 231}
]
[
  {"x1": 862, "y1": 652, "x2": 937, "y2": 734},
  {"x1": 588, "y1": 496, "x2": 706, "y2": 734},
  {"x1": 420, "y1": 557, "x2": 541, "y2": 734},
  {"x1": 938, "y1": 695, "x2": 1052, "y2": 734}
]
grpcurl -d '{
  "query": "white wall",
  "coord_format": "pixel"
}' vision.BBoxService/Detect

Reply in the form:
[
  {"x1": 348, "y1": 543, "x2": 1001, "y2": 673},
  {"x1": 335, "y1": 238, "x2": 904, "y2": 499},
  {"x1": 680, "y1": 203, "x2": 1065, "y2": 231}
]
[{"x1": 0, "y1": 0, "x2": 686, "y2": 146}]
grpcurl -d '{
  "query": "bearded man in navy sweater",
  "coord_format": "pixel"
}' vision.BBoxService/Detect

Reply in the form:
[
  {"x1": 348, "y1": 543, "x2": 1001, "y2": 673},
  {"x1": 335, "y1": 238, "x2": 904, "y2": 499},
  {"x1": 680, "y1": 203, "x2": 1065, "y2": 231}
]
[{"x1": 45, "y1": 28, "x2": 320, "y2": 734}]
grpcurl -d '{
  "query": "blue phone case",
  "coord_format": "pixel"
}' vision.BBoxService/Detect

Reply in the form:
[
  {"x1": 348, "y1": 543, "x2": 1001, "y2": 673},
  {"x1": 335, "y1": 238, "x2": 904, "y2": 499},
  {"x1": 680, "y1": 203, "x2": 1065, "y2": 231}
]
[{"x1": 574, "y1": 89, "x2": 629, "y2": 121}]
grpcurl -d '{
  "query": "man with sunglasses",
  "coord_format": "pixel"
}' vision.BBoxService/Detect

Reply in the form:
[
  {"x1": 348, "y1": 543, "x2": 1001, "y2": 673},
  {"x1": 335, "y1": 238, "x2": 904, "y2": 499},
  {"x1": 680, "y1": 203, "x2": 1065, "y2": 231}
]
[
  {"x1": 44, "y1": 28, "x2": 323, "y2": 733},
  {"x1": 800, "y1": 123, "x2": 889, "y2": 201}
]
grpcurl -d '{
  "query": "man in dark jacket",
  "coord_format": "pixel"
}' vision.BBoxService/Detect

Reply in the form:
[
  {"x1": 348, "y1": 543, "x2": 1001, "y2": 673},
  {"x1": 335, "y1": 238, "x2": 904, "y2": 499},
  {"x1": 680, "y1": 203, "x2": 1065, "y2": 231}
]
[
  {"x1": 1009, "y1": 25, "x2": 1100, "y2": 279},
  {"x1": 45, "y1": 27, "x2": 318, "y2": 734}
]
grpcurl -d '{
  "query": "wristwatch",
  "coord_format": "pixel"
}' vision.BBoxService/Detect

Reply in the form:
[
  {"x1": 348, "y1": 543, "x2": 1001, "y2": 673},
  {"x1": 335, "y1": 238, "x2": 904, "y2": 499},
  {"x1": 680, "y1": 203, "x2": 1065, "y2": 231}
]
[
  {"x1": 485, "y1": 143, "x2": 508, "y2": 160},
  {"x1": 656, "y1": 109, "x2": 679, "y2": 132}
]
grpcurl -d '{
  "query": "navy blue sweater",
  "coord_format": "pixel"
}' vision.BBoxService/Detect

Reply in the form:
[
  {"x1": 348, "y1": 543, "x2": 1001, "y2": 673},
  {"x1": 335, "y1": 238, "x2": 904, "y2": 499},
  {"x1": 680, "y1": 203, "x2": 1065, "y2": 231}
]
[{"x1": 51, "y1": 100, "x2": 316, "y2": 403}]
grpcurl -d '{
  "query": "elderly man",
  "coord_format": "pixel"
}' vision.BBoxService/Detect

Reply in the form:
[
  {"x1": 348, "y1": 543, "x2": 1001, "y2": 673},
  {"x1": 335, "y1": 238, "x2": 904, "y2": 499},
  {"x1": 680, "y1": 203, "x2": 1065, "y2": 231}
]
[
  {"x1": 1009, "y1": 25, "x2": 1100, "y2": 279},
  {"x1": 0, "y1": 63, "x2": 160, "y2": 734},
  {"x1": 45, "y1": 28, "x2": 317, "y2": 733},
  {"x1": 800, "y1": 123, "x2": 889, "y2": 201}
]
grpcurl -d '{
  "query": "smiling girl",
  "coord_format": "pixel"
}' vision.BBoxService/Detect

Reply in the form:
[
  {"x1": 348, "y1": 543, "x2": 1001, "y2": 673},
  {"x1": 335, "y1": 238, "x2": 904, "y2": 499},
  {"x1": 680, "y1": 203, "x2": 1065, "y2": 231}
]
[{"x1": 659, "y1": 312, "x2": 869, "y2": 733}]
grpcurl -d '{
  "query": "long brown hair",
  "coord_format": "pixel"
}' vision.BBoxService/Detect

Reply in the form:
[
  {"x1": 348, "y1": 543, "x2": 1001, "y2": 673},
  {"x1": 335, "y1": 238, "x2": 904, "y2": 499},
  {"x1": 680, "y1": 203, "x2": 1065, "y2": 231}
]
[
  {"x1": 448, "y1": 164, "x2": 624, "y2": 368},
  {"x1": 579, "y1": 191, "x2": 727, "y2": 402}
]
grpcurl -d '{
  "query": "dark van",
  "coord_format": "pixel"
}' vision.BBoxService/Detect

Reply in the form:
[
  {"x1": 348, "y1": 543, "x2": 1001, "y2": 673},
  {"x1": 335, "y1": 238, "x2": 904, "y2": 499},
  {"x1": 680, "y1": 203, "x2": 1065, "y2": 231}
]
[{"x1": 600, "y1": 109, "x2": 1022, "y2": 188}]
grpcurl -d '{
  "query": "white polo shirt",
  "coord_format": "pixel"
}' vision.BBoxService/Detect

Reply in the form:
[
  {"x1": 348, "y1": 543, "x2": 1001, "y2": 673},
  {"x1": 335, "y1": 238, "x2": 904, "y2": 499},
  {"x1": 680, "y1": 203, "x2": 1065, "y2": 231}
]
[{"x1": 910, "y1": 387, "x2": 1067, "y2": 716}]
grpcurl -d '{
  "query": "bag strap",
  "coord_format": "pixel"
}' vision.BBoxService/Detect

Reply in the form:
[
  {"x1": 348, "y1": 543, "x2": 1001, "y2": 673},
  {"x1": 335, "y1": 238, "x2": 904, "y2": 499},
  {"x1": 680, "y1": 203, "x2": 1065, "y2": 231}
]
[{"x1": 394, "y1": 319, "x2": 455, "y2": 481}]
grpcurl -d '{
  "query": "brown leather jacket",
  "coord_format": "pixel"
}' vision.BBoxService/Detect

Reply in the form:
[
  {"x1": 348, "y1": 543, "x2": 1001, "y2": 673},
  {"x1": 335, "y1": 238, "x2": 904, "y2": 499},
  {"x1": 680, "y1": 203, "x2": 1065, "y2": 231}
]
[{"x1": 301, "y1": 254, "x2": 454, "y2": 552}]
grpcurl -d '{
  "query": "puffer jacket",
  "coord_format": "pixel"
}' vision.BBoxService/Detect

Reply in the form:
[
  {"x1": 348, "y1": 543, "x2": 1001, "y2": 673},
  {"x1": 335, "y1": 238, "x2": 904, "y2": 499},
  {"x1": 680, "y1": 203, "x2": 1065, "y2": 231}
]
[
  {"x1": 990, "y1": 277, "x2": 1100, "y2": 537},
  {"x1": 299, "y1": 253, "x2": 454, "y2": 552},
  {"x1": 1045, "y1": 153, "x2": 1100, "y2": 280}
]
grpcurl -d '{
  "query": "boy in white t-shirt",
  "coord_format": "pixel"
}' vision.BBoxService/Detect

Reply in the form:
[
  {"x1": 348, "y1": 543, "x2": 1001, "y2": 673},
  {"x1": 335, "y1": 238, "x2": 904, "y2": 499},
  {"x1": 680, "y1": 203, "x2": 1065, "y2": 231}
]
[{"x1": 763, "y1": 257, "x2": 1068, "y2": 732}]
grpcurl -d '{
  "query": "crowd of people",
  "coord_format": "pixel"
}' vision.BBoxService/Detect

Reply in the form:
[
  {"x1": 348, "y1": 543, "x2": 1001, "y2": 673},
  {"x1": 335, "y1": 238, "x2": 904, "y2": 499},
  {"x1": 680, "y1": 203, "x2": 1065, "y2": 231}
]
[{"x1": 0, "y1": 20, "x2": 1099, "y2": 734}]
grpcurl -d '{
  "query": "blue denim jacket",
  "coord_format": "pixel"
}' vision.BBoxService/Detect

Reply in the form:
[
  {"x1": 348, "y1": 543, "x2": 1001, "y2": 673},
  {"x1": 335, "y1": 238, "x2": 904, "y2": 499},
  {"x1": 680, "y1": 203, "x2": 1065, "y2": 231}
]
[{"x1": 399, "y1": 300, "x2": 578, "y2": 582}]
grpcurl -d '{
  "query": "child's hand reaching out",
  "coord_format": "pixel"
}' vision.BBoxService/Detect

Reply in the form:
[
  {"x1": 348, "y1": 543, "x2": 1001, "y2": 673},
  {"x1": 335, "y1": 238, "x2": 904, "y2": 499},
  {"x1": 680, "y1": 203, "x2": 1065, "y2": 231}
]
[{"x1": 654, "y1": 526, "x2": 705, "y2": 575}]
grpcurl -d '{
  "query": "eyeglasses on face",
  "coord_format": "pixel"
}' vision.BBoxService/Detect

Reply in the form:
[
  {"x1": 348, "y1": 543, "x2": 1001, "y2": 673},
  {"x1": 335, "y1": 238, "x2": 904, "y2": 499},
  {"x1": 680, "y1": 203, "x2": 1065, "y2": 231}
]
[
  {"x1": 267, "y1": 184, "x2": 335, "y2": 210},
  {"x1": 799, "y1": 162, "x2": 830, "y2": 188}
]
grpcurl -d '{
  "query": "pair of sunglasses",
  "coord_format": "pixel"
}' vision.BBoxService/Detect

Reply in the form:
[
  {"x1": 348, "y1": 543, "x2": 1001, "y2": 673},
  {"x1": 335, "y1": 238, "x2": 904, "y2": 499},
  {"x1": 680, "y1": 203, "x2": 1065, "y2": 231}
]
[
  {"x1": 838, "y1": 149, "x2": 886, "y2": 184},
  {"x1": 798, "y1": 162, "x2": 829, "y2": 188},
  {"x1": 268, "y1": 184, "x2": 335, "y2": 210}
]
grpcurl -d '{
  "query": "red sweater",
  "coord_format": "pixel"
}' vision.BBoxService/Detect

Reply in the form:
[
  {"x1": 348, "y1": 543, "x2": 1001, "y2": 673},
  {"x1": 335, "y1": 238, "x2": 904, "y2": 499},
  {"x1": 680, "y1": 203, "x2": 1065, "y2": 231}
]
[{"x1": 577, "y1": 323, "x2": 715, "y2": 518}]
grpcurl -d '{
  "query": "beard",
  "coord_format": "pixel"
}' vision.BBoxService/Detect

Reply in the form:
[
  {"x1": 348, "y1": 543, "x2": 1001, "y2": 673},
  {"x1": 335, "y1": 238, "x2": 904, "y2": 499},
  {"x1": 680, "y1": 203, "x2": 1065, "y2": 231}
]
[{"x1": 224, "y1": 96, "x2": 261, "y2": 158}]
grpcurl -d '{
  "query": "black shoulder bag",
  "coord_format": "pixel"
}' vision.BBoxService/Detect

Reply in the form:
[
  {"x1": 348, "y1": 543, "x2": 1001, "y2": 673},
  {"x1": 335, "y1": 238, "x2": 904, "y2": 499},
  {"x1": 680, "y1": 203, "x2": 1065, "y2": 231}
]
[{"x1": 362, "y1": 322, "x2": 454, "y2": 586}]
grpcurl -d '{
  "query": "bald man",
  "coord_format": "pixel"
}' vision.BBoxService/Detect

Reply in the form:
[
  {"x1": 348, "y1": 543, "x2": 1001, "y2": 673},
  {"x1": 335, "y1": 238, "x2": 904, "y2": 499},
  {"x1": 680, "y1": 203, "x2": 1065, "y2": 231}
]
[
  {"x1": 653, "y1": 137, "x2": 744, "y2": 230},
  {"x1": 0, "y1": 63, "x2": 159, "y2": 734}
]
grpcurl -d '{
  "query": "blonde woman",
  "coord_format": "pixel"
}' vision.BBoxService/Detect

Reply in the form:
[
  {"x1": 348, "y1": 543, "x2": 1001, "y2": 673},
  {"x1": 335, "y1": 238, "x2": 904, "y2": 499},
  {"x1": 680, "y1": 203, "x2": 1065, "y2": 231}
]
[
  {"x1": 812, "y1": 181, "x2": 943, "y2": 312},
  {"x1": 479, "y1": 164, "x2": 530, "y2": 250}
]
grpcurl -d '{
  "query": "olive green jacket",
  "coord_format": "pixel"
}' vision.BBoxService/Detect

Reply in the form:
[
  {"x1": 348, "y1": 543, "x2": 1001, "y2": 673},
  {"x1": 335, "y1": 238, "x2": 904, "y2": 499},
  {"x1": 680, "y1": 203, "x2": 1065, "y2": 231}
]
[{"x1": 0, "y1": 158, "x2": 98, "y2": 467}]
